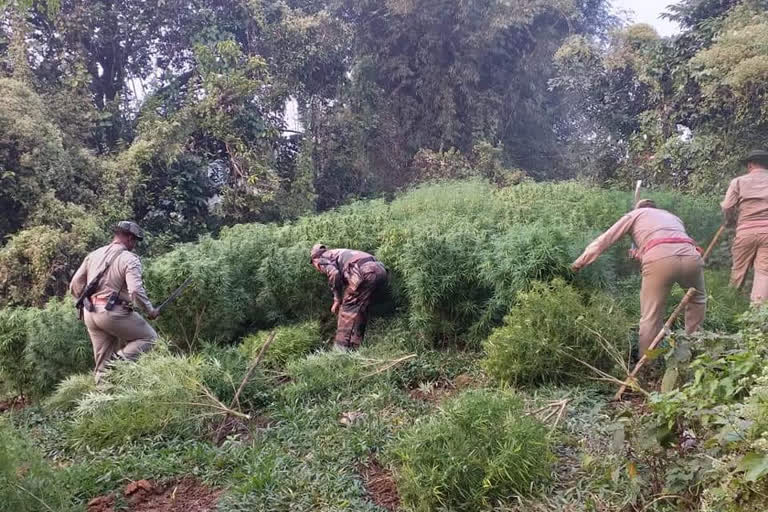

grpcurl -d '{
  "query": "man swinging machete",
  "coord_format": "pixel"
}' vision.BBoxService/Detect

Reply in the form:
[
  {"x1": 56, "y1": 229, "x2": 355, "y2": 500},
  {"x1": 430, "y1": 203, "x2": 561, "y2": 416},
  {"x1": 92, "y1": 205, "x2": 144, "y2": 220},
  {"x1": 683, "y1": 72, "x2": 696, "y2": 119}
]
[
  {"x1": 310, "y1": 244, "x2": 388, "y2": 351},
  {"x1": 69, "y1": 221, "x2": 191, "y2": 383}
]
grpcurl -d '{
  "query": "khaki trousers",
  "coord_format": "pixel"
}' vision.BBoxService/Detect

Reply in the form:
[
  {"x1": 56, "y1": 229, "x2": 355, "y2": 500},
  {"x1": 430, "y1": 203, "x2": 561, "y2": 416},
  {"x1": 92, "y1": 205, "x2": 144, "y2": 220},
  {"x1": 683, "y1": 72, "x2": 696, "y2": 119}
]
[
  {"x1": 84, "y1": 307, "x2": 157, "y2": 381},
  {"x1": 730, "y1": 231, "x2": 768, "y2": 304},
  {"x1": 639, "y1": 256, "x2": 706, "y2": 355}
]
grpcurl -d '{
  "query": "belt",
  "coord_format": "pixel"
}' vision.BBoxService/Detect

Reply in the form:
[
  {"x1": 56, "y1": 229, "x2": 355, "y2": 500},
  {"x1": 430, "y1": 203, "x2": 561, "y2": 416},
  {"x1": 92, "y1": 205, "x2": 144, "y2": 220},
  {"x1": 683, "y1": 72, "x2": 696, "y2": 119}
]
[
  {"x1": 641, "y1": 237, "x2": 702, "y2": 257},
  {"x1": 91, "y1": 297, "x2": 131, "y2": 307},
  {"x1": 352, "y1": 256, "x2": 378, "y2": 267}
]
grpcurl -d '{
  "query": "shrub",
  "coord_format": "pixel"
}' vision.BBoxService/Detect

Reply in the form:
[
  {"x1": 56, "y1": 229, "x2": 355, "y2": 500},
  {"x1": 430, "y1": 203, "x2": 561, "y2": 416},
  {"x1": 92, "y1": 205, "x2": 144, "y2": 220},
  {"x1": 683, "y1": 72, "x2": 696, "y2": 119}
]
[
  {"x1": 240, "y1": 321, "x2": 325, "y2": 369},
  {"x1": 483, "y1": 279, "x2": 632, "y2": 385},
  {"x1": 0, "y1": 419, "x2": 76, "y2": 512},
  {"x1": 118, "y1": 181, "x2": 723, "y2": 347},
  {"x1": 23, "y1": 298, "x2": 92, "y2": 395},
  {"x1": 389, "y1": 389, "x2": 553, "y2": 512},
  {"x1": 69, "y1": 343, "x2": 269, "y2": 448},
  {"x1": 46, "y1": 374, "x2": 96, "y2": 412},
  {"x1": 200, "y1": 344, "x2": 271, "y2": 412},
  {"x1": 0, "y1": 299, "x2": 91, "y2": 398},
  {"x1": 0, "y1": 308, "x2": 31, "y2": 397}
]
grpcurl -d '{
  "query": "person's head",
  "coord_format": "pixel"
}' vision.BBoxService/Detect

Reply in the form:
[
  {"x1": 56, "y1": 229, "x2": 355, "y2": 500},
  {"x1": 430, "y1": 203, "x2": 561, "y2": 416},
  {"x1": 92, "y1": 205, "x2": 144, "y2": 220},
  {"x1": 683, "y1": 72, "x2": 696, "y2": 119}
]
[
  {"x1": 310, "y1": 243, "x2": 327, "y2": 271},
  {"x1": 743, "y1": 150, "x2": 768, "y2": 172},
  {"x1": 112, "y1": 221, "x2": 144, "y2": 251},
  {"x1": 635, "y1": 199, "x2": 657, "y2": 210}
]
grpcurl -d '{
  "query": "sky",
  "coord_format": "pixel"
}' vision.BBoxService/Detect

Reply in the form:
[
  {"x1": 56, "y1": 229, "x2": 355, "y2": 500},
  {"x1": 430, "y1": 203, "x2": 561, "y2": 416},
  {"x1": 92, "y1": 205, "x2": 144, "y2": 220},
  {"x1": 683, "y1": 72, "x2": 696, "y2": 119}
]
[{"x1": 612, "y1": 0, "x2": 681, "y2": 37}]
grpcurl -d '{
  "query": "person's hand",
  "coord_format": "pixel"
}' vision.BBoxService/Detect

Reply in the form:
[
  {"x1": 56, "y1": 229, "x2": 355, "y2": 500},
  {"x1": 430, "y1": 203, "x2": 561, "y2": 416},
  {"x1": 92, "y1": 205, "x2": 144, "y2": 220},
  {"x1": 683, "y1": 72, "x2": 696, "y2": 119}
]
[
  {"x1": 147, "y1": 308, "x2": 160, "y2": 320},
  {"x1": 331, "y1": 301, "x2": 340, "y2": 315},
  {"x1": 628, "y1": 248, "x2": 639, "y2": 261},
  {"x1": 570, "y1": 263, "x2": 582, "y2": 273}
]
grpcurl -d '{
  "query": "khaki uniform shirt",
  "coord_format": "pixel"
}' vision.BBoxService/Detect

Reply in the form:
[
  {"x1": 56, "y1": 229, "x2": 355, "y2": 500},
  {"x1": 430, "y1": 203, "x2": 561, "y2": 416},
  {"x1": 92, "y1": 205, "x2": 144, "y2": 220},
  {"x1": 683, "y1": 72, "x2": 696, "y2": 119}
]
[
  {"x1": 573, "y1": 208, "x2": 700, "y2": 268},
  {"x1": 69, "y1": 242, "x2": 154, "y2": 313},
  {"x1": 721, "y1": 169, "x2": 768, "y2": 233}
]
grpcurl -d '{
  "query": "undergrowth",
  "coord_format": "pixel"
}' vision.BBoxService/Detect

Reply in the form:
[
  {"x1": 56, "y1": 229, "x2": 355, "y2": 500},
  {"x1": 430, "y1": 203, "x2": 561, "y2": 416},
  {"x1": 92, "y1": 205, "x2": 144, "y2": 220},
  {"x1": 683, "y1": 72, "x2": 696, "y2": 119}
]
[
  {"x1": 483, "y1": 279, "x2": 633, "y2": 385},
  {"x1": 389, "y1": 389, "x2": 554, "y2": 511}
]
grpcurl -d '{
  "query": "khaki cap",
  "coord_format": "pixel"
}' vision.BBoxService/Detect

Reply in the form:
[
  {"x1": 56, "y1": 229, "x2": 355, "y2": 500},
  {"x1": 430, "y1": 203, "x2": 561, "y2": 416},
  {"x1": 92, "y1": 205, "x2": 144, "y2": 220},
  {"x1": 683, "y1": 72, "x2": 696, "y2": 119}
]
[{"x1": 114, "y1": 221, "x2": 145, "y2": 241}]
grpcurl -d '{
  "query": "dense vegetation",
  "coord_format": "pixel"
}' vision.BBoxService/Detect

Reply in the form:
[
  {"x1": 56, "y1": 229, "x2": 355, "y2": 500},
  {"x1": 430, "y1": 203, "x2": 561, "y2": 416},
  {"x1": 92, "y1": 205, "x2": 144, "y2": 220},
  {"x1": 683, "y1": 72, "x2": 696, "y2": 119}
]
[{"x1": 2, "y1": 0, "x2": 768, "y2": 511}]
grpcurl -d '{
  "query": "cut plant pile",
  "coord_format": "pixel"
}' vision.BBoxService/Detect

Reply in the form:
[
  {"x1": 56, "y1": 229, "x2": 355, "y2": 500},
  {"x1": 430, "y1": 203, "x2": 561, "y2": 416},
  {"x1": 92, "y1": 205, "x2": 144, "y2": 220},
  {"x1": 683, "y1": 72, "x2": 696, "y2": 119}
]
[
  {"x1": 359, "y1": 459, "x2": 400, "y2": 511},
  {"x1": 87, "y1": 477, "x2": 221, "y2": 512}
]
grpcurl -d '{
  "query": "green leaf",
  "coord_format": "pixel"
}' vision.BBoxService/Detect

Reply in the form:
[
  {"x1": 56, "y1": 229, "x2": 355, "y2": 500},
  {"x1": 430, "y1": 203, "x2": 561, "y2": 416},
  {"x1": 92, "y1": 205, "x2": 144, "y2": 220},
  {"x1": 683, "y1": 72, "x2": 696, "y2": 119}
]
[
  {"x1": 738, "y1": 453, "x2": 768, "y2": 482},
  {"x1": 661, "y1": 367, "x2": 679, "y2": 393}
]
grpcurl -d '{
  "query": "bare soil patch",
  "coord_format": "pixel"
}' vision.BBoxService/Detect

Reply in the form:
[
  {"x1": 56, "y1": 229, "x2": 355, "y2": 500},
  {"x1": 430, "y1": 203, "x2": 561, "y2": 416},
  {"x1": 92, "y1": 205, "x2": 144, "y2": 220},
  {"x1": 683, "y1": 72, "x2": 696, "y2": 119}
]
[
  {"x1": 0, "y1": 395, "x2": 28, "y2": 413},
  {"x1": 87, "y1": 477, "x2": 221, "y2": 512},
  {"x1": 359, "y1": 458, "x2": 400, "y2": 511}
]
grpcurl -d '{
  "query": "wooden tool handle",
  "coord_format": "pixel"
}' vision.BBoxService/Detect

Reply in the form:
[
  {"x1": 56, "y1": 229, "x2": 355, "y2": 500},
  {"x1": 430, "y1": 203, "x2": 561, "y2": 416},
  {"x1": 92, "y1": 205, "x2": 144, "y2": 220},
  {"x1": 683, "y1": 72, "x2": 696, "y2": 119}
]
[{"x1": 614, "y1": 287, "x2": 698, "y2": 401}]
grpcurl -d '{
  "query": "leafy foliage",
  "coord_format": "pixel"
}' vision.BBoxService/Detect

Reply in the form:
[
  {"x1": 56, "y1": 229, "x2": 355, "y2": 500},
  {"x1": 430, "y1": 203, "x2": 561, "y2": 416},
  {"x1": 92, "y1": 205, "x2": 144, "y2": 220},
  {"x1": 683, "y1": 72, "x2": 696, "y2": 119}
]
[
  {"x1": 144, "y1": 181, "x2": 721, "y2": 348},
  {"x1": 0, "y1": 419, "x2": 76, "y2": 512},
  {"x1": 240, "y1": 322, "x2": 325, "y2": 369},
  {"x1": 68, "y1": 343, "x2": 269, "y2": 449},
  {"x1": 389, "y1": 389, "x2": 553, "y2": 511},
  {"x1": 483, "y1": 279, "x2": 632, "y2": 385}
]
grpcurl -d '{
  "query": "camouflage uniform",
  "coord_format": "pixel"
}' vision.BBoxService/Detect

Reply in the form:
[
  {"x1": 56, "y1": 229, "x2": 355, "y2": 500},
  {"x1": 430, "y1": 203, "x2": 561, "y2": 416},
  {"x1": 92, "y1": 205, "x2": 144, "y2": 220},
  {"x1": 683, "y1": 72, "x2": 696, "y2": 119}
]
[
  {"x1": 69, "y1": 223, "x2": 157, "y2": 381},
  {"x1": 311, "y1": 247, "x2": 388, "y2": 350}
]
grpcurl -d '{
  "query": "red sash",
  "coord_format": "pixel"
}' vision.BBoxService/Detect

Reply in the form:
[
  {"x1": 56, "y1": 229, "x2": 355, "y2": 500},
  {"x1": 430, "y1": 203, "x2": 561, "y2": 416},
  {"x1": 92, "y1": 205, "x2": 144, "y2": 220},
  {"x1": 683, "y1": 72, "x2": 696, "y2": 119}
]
[{"x1": 641, "y1": 237, "x2": 702, "y2": 257}]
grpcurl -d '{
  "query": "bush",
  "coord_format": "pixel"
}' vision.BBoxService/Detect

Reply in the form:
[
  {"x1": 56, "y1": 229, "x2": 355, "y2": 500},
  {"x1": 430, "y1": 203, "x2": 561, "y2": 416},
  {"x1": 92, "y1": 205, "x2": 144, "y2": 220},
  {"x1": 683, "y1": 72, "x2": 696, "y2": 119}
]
[
  {"x1": 200, "y1": 344, "x2": 271, "y2": 412},
  {"x1": 23, "y1": 298, "x2": 92, "y2": 395},
  {"x1": 0, "y1": 299, "x2": 91, "y2": 398},
  {"x1": 483, "y1": 279, "x2": 633, "y2": 385},
  {"x1": 389, "y1": 389, "x2": 553, "y2": 512},
  {"x1": 0, "y1": 309, "x2": 31, "y2": 397},
  {"x1": 0, "y1": 419, "x2": 76, "y2": 511},
  {"x1": 69, "y1": 343, "x2": 270, "y2": 448},
  {"x1": 46, "y1": 374, "x2": 96, "y2": 411},
  {"x1": 10, "y1": 181, "x2": 720, "y2": 354},
  {"x1": 240, "y1": 321, "x2": 325, "y2": 369}
]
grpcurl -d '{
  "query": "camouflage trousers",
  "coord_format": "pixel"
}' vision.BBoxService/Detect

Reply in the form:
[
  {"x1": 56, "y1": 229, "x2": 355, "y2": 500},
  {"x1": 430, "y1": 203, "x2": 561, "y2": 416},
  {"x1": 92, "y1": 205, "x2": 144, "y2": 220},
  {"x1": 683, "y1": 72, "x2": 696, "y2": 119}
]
[{"x1": 335, "y1": 262, "x2": 388, "y2": 350}]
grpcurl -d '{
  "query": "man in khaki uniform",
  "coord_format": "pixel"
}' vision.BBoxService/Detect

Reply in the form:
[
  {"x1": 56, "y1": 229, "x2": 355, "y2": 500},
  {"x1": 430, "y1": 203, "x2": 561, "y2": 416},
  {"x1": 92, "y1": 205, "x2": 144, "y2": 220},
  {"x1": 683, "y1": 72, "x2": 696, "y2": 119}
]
[
  {"x1": 69, "y1": 221, "x2": 159, "y2": 382},
  {"x1": 571, "y1": 200, "x2": 707, "y2": 356},
  {"x1": 722, "y1": 150, "x2": 768, "y2": 304}
]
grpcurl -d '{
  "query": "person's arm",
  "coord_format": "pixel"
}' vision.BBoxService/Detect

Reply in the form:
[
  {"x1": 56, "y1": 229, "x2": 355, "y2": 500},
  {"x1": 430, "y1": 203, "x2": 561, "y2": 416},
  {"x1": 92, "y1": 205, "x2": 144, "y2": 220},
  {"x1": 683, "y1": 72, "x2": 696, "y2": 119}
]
[
  {"x1": 721, "y1": 179, "x2": 740, "y2": 228},
  {"x1": 124, "y1": 254, "x2": 158, "y2": 318},
  {"x1": 69, "y1": 255, "x2": 89, "y2": 298},
  {"x1": 572, "y1": 214, "x2": 635, "y2": 270}
]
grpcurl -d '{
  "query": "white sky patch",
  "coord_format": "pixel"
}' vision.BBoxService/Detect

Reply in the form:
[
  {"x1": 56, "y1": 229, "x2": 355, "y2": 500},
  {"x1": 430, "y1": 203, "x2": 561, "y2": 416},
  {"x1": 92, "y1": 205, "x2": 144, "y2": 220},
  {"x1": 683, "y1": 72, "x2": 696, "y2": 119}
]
[{"x1": 612, "y1": 0, "x2": 681, "y2": 37}]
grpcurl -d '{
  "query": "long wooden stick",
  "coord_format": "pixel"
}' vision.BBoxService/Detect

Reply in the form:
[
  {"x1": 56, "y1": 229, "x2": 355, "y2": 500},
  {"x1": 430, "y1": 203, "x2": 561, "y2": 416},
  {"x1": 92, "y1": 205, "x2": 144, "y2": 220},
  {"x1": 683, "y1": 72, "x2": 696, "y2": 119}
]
[
  {"x1": 614, "y1": 288, "x2": 697, "y2": 400},
  {"x1": 613, "y1": 225, "x2": 726, "y2": 401},
  {"x1": 701, "y1": 225, "x2": 726, "y2": 263}
]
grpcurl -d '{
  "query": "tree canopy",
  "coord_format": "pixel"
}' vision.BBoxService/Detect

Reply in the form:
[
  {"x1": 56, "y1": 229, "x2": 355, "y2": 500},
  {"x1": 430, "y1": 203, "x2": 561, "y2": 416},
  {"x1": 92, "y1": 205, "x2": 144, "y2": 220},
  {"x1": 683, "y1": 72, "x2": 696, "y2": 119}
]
[{"x1": 1, "y1": 0, "x2": 767, "y2": 306}]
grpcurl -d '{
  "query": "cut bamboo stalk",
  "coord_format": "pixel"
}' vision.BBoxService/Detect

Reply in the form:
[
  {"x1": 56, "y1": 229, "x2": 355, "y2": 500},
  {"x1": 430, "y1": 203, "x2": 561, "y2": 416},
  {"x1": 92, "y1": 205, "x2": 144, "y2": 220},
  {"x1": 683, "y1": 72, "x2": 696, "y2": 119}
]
[{"x1": 613, "y1": 288, "x2": 697, "y2": 401}]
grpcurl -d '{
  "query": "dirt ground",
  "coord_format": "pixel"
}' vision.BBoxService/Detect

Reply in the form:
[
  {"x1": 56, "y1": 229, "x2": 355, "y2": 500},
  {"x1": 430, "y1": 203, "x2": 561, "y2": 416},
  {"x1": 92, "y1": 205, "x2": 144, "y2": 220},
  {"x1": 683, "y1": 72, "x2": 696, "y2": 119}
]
[
  {"x1": 359, "y1": 458, "x2": 400, "y2": 511},
  {"x1": 0, "y1": 395, "x2": 28, "y2": 413},
  {"x1": 87, "y1": 477, "x2": 221, "y2": 512}
]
